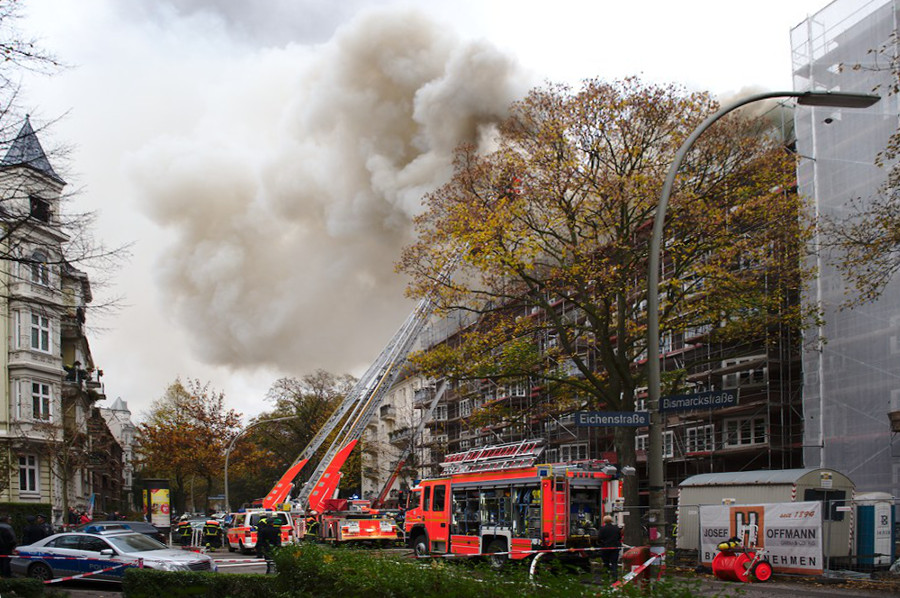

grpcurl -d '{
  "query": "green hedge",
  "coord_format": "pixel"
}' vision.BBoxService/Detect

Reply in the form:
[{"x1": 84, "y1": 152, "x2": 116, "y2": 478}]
[
  {"x1": 270, "y1": 544, "x2": 710, "y2": 598},
  {"x1": 0, "y1": 577, "x2": 66, "y2": 598},
  {"x1": 0, "y1": 502, "x2": 54, "y2": 544},
  {"x1": 123, "y1": 545, "x2": 714, "y2": 598},
  {"x1": 122, "y1": 569, "x2": 282, "y2": 598}
]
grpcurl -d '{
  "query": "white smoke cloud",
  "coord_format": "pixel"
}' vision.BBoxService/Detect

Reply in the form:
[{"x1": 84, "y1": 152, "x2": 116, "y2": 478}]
[{"x1": 127, "y1": 7, "x2": 532, "y2": 373}]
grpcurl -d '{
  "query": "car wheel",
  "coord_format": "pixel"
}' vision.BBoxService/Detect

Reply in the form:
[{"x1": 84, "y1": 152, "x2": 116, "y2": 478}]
[
  {"x1": 227, "y1": 542, "x2": 236, "y2": 553},
  {"x1": 28, "y1": 562, "x2": 53, "y2": 581}
]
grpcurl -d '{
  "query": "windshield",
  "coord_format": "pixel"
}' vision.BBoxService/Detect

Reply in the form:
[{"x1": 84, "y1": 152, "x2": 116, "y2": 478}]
[
  {"x1": 249, "y1": 512, "x2": 290, "y2": 526},
  {"x1": 107, "y1": 533, "x2": 168, "y2": 553}
]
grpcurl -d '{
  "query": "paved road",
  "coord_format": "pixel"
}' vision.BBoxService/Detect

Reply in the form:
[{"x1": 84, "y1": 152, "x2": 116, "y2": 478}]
[{"x1": 693, "y1": 577, "x2": 899, "y2": 597}]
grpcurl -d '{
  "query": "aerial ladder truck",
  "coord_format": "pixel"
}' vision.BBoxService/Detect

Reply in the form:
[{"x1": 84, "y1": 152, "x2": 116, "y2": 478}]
[{"x1": 259, "y1": 257, "x2": 457, "y2": 544}]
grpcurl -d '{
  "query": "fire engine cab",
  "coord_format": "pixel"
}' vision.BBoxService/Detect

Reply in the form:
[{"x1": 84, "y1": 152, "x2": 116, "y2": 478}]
[{"x1": 404, "y1": 439, "x2": 622, "y2": 564}]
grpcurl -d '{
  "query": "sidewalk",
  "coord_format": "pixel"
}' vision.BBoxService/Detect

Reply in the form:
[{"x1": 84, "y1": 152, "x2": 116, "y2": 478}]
[{"x1": 669, "y1": 568, "x2": 900, "y2": 597}]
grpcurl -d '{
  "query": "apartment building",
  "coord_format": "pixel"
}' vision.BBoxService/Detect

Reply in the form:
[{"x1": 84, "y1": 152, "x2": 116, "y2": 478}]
[
  {"x1": 792, "y1": 0, "x2": 900, "y2": 497},
  {"x1": 0, "y1": 118, "x2": 110, "y2": 522}
]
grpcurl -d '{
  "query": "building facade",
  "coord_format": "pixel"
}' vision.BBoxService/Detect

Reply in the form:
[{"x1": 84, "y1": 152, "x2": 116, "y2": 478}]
[
  {"x1": 792, "y1": 0, "x2": 900, "y2": 497},
  {"x1": 99, "y1": 397, "x2": 136, "y2": 510},
  {"x1": 0, "y1": 118, "x2": 110, "y2": 523}
]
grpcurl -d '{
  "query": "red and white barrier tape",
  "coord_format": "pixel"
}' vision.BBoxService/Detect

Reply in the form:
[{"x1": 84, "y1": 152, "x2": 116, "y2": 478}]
[
  {"x1": 212, "y1": 558, "x2": 266, "y2": 563},
  {"x1": 412, "y1": 545, "x2": 621, "y2": 560},
  {"x1": 43, "y1": 562, "x2": 132, "y2": 584},
  {"x1": 612, "y1": 552, "x2": 665, "y2": 588}
]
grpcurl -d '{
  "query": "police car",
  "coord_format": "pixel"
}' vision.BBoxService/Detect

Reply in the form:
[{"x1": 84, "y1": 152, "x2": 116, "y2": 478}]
[{"x1": 11, "y1": 531, "x2": 216, "y2": 582}]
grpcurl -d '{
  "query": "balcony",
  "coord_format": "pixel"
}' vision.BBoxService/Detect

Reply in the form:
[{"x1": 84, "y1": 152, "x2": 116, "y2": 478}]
[
  {"x1": 63, "y1": 366, "x2": 106, "y2": 401},
  {"x1": 414, "y1": 386, "x2": 436, "y2": 406},
  {"x1": 388, "y1": 427, "x2": 412, "y2": 445},
  {"x1": 379, "y1": 405, "x2": 396, "y2": 421}
]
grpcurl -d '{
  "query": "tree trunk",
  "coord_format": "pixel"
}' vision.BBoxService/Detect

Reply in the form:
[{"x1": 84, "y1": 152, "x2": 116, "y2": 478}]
[{"x1": 614, "y1": 426, "x2": 643, "y2": 547}]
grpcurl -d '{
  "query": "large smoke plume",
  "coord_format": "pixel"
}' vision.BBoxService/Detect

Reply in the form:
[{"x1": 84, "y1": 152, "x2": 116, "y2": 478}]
[{"x1": 127, "y1": 8, "x2": 531, "y2": 373}]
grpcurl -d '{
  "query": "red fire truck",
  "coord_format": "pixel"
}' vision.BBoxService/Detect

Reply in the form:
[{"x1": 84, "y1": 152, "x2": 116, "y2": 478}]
[
  {"x1": 312, "y1": 498, "x2": 401, "y2": 544},
  {"x1": 404, "y1": 439, "x2": 623, "y2": 565}
]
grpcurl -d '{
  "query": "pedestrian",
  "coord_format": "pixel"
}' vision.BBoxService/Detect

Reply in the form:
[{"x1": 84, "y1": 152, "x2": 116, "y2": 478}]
[
  {"x1": 68, "y1": 506, "x2": 78, "y2": 526},
  {"x1": 597, "y1": 515, "x2": 622, "y2": 581},
  {"x1": 0, "y1": 515, "x2": 16, "y2": 578},
  {"x1": 22, "y1": 515, "x2": 42, "y2": 545},
  {"x1": 79, "y1": 511, "x2": 91, "y2": 525},
  {"x1": 36, "y1": 514, "x2": 53, "y2": 539}
]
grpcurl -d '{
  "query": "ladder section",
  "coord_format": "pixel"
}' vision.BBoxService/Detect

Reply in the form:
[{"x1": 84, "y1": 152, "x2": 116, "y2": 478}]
[
  {"x1": 296, "y1": 255, "x2": 459, "y2": 510},
  {"x1": 440, "y1": 439, "x2": 545, "y2": 475}
]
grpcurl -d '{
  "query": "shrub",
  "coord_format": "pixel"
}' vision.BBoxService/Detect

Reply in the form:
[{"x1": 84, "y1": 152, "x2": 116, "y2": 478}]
[
  {"x1": 121, "y1": 568, "x2": 282, "y2": 598},
  {"x1": 0, "y1": 577, "x2": 65, "y2": 598}
]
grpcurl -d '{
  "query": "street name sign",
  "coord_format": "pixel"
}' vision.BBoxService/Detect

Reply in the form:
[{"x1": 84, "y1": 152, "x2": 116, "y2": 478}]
[
  {"x1": 659, "y1": 389, "x2": 738, "y2": 413},
  {"x1": 575, "y1": 411, "x2": 650, "y2": 427}
]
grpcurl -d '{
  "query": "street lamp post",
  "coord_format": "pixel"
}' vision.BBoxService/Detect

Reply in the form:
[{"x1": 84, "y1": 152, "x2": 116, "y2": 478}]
[
  {"x1": 224, "y1": 415, "x2": 299, "y2": 513},
  {"x1": 645, "y1": 90, "x2": 879, "y2": 572}
]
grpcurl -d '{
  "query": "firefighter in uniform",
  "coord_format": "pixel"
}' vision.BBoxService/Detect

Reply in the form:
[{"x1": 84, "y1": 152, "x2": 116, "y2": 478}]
[
  {"x1": 176, "y1": 520, "x2": 193, "y2": 547},
  {"x1": 304, "y1": 510, "x2": 319, "y2": 540},
  {"x1": 202, "y1": 520, "x2": 223, "y2": 550},
  {"x1": 258, "y1": 517, "x2": 282, "y2": 574}
]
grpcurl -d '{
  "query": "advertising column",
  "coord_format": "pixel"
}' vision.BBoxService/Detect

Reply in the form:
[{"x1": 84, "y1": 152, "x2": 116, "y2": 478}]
[{"x1": 144, "y1": 479, "x2": 171, "y2": 533}]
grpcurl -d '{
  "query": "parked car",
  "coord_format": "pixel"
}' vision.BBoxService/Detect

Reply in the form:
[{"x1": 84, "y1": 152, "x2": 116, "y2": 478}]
[
  {"x1": 75, "y1": 520, "x2": 166, "y2": 543},
  {"x1": 11, "y1": 531, "x2": 216, "y2": 582}
]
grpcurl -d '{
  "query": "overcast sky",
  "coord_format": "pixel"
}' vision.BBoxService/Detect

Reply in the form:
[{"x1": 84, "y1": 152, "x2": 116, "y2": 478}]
[{"x1": 15, "y1": 0, "x2": 838, "y2": 422}]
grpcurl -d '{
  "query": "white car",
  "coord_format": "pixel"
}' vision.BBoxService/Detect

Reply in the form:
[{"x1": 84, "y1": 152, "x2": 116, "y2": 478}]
[{"x1": 11, "y1": 531, "x2": 216, "y2": 582}]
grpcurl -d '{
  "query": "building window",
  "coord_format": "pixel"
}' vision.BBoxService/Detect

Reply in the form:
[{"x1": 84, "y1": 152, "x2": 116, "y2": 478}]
[
  {"x1": 686, "y1": 424, "x2": 715, "y2": 453},
  {"x1": 636, "y1": 434, "x2": 648, "y2": 453},
  {"x1": 507, "y1": 379, "x2": 527, "y2": 397},
  {"x1": 458, "y1": 399, "x2": 473, "y2": 418},
  {"x1": 544, "y1": 448, "x2": 559, "y2": 463},
  {"x1": 30, "y1": 251, "x2": 50, "y2": 286},
  {"x1": 723, "y1": 416, "x2": 767, "y2": 447},
  {"x1": 663, "y1": 431, "x2": 675, "y2": 458},
  {"x1": 560, "y1": 442, "x2": 588, "y2": 462},
  {"x1": 32, "y1": 382, "x2": 51, "y2": 421},
  {"x1": 30, "y1": 314, "x2": 51, "y2": 353},
  {"x1": 433, "y1": 405, "x2": 448, "y2": 421},
  {"x1": 636, "y1": 433, "x2": 674, "y2": 458},
  {"x1": 30, "y1": 196, "x2": 50, "y2": 222},
  {"x1": 19, "y1": 455, "x2": 39, "y2": 494}
]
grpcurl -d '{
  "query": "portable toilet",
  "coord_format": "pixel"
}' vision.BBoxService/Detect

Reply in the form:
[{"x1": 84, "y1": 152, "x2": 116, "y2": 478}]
[{"x1": 855, "y1": 492, "x2": 895, "y2": 568}]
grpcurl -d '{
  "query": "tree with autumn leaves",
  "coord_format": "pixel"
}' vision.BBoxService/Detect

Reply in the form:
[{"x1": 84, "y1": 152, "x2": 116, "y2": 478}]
[
  {"x1": 399, "y1": 78, "x2": 811, "y2": 544},
  {"x1": 136, "y1": 379, "x2": 241, "y2": 514},
  {"x1": 226, "y1": 371, "x2": 359, "y2": 508}
]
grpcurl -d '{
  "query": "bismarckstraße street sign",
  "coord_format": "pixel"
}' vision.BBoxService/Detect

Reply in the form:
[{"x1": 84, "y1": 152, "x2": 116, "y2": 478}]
[{"x1": 660, "y1": 389, "x2": 738, "y2": 413}]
